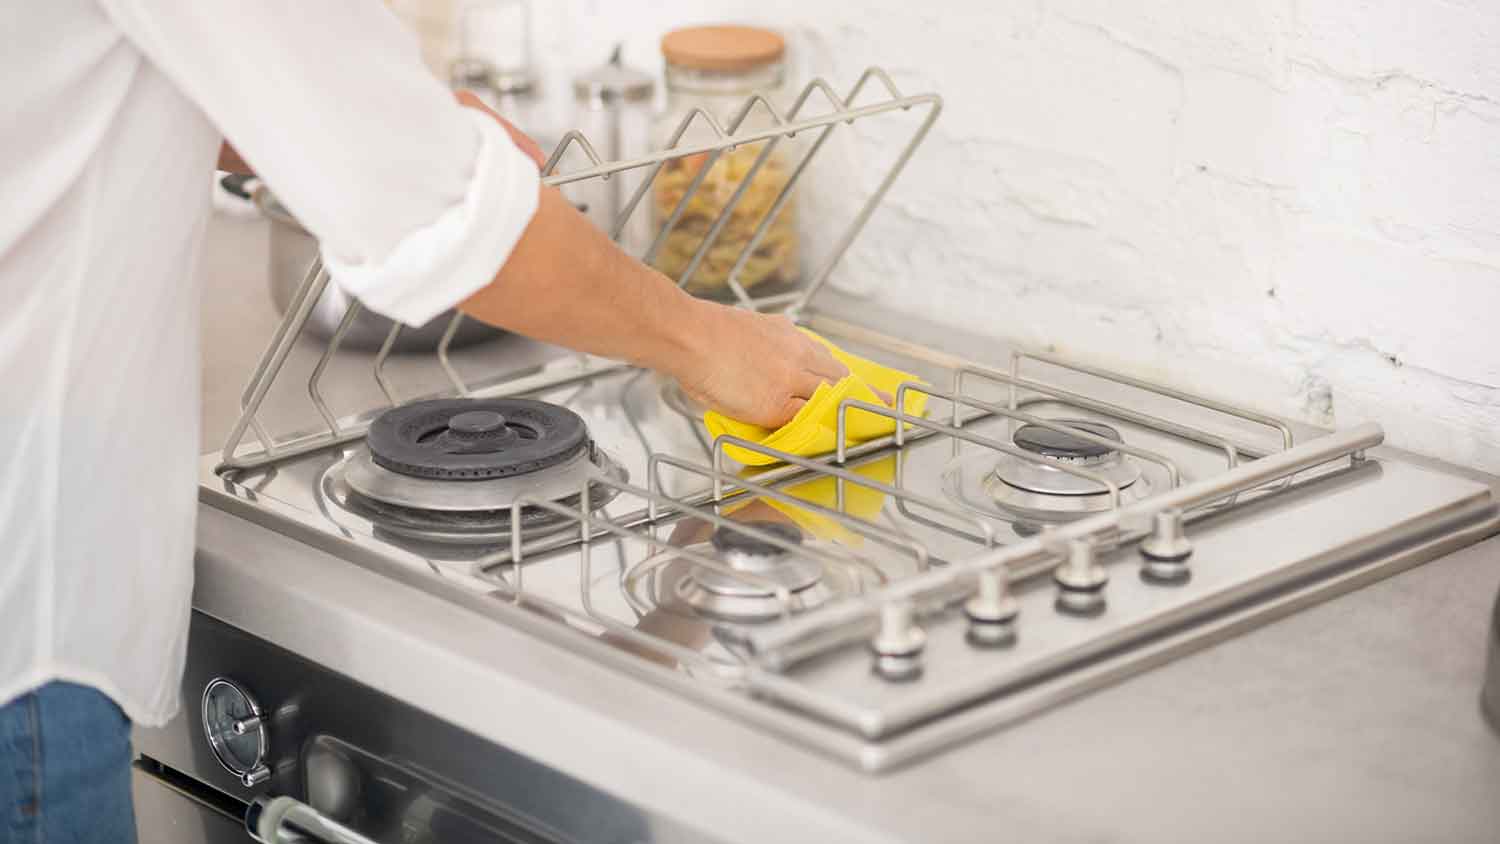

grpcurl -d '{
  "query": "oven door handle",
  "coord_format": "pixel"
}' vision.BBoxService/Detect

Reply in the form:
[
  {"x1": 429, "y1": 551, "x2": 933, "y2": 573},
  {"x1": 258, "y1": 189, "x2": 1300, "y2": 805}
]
[{"x1": 246, "y1": 795, "x2": 380, "y2": 844}]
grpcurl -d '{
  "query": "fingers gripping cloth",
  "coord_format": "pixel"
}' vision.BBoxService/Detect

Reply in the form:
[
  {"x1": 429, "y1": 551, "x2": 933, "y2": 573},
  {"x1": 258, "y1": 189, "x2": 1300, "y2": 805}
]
[{"x1": 704, "y1": 331, "x2": 928, "y2": 466}]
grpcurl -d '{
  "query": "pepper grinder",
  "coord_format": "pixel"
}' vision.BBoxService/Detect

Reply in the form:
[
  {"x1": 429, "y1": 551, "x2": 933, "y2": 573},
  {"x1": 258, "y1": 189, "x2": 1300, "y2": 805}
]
[{"x1": 571, "y1": 45, "x2": 655, "y2": 244}]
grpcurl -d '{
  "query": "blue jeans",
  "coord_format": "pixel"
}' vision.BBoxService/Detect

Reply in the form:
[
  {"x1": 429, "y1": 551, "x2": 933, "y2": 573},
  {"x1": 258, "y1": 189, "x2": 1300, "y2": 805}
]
[{"x1": 0, "y1": 681, "x2": 136, "y2": 844}]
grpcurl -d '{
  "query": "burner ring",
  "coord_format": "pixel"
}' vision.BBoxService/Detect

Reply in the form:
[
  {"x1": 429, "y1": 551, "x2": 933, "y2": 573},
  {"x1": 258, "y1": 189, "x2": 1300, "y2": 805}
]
[
  {"x1": 710, "y1": 520, "x2": 804, "y2": 558},
  {"x1": 983, "y1": 471, "x2": 1148, "y2": 518},
  {"x1": 620, "y1": 543, "x2": 862, "y2": 625},
  {"x1": 673, "y1": 576, "x2": 831, "y2": 622},
  {"x1": 994, "y1": 419, "x2": 1141, "y2": 497},
  {"x1": 940, "y1": 450, "x2": 1152, "y2": 525},
  {"x1": 1013, "y1": 420, "x2": 1122, "y2": 461},
  {"x1": 368, "y1": 398, "x2": 589, "y2": 480},
  {"x1": 325, "y1": 449, "x2": 628, "y2": 546},
  {"x1": 344, "y1": 448, "x2": 598, "y2": 513}
]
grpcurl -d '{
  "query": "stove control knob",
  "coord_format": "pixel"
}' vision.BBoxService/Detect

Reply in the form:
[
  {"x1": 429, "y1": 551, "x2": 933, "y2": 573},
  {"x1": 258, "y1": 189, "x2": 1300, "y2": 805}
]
[
  {"x1": 870, "y1": 600, "x2": 925, "y2": 682},
  {"x1": 1139, "y1": 508, "x2": 1193, "y2": 584},
  {"x1": 965, "y1": 568, "x2": 1019, "y2": 647},
  {"x1": 202, "y1": 677, "x2": 271, "y2": 789},
  {"x1": 231, "y1": 715, "x2": 263, "y2": 736},
  {"x1": 1054, "y1": 538, "x2": 1108, "y2": 616}
]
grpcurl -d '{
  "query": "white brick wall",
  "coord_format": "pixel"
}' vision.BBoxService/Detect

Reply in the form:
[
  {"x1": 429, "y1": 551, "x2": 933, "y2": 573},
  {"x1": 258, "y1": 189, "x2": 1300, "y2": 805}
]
[{"x1": 524, "y1": 1, "x2": 1500, "y2": 472}]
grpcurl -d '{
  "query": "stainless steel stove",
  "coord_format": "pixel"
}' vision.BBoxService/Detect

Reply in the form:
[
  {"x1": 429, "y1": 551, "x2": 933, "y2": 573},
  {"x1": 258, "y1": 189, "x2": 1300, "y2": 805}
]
[
  {"x1": 136, "y1": 68, "x2": 1500, "y2": 843},
  {"x1": 200, "y1": 309, "x2": 1499, "y2": 775}
]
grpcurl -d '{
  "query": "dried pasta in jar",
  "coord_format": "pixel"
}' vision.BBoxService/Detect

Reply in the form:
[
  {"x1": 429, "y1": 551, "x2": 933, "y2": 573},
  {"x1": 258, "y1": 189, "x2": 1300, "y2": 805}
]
[
  {"x1": 650, "y1": 144, "x2": 799, "y2": 294},
  {"x1": 650, "y1": 26, "x2": 800, "y2": 297}
]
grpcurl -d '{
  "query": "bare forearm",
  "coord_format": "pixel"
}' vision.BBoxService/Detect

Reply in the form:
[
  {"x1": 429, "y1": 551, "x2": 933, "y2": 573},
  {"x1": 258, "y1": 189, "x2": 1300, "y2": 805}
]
[
  {"x1": 455, "y1": 97, "x2": 847, "y2": 428},
  {"x1": 459, "y1": 185, "x2": 711, "y2": 376}
]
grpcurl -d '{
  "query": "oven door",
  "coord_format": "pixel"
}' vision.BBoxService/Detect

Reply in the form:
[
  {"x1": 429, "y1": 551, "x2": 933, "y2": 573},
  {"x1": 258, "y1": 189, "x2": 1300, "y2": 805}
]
[
  {"x1": 134, "y1": 736, "x2": 561, "y2": 843},
  {"x1": 134, "y1": 611, "x2": 654, "y2": 843}
]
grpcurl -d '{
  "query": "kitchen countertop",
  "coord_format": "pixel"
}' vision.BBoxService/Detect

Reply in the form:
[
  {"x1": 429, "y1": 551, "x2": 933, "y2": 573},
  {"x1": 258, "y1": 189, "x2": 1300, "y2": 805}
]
[{"x1": 195, "y1": 212, "x2": 1500, "y2": 843}]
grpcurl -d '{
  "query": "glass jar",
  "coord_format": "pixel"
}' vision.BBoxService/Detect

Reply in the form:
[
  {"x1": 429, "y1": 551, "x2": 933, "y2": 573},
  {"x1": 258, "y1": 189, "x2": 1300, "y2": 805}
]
[
  {"x1": 649, "y1": 26, "x2": 800, "y2": 299},
  {"x1": 447, "y1": 0, "x2": 547, "y2": 143},
  {"x1": 572, "y1": 46, "x2": 655, "y2": 242}
]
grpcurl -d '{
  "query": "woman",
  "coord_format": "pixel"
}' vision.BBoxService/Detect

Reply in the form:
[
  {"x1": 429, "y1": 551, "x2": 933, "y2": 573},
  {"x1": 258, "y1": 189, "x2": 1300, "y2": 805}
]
[{"x1": 0, "y1": 2, "x2": 846, "y2": 839}]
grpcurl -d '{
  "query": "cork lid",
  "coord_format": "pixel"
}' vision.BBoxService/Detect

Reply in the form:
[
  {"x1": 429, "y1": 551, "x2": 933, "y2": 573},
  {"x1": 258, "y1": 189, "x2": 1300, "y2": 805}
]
[{"x1": 661, "y1": 25, "x2": 785, "y2": 72}]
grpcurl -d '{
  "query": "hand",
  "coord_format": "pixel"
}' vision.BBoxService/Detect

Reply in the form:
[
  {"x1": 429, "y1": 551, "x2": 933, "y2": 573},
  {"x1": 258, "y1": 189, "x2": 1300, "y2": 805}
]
[
  {"x1": 455, "y1": 89, "x2": 547, "y2": 170},
  {"x1": 674, "y1": 304, "x2": 850, "y2": 428}
]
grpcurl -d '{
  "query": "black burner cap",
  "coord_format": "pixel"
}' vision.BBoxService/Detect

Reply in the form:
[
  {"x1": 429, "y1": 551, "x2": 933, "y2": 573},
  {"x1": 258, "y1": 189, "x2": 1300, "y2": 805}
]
[
  {"x1": 368, "y1": 398, "x2": 589, "y2": 480},
  {"x1": 1013, "y1": 420, "x2": 1122, "y2": 460},
  {"x1": 449, "y1": 410, "x2": 508, "y2": 436},
  {"x1": 711, "y1": 520, "x2": 804, "y2": 557}
]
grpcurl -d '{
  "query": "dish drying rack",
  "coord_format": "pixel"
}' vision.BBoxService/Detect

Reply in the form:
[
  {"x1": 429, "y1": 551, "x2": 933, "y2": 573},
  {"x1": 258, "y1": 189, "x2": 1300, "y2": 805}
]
[{"x1": 221, "y1": 66, "x2": 942, "y2": 472}]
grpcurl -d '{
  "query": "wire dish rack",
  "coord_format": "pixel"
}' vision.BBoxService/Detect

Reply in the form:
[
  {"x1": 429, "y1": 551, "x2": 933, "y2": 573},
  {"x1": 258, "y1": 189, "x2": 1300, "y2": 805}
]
[{"x1": 221, "y1": 67, "x2": 941, "y2": 472}]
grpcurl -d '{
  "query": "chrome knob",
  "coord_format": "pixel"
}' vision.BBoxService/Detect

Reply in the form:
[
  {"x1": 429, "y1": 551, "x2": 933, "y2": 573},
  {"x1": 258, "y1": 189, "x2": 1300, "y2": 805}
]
[
  {"x1": 965, "y1": 568, "x2": 1019, "y2": 647},
  {"x1": 202, "y1": 677, "x2": 271, "y2": 790},
  {"x1": 232, "y1": 715, "x2": 263, "y2": 736},
  {"x1": 1054, "y1": 538, "x2": 1108, "y2": 616},
  {"x1": 1139, "y1": 508, "x2": 1192, "y2": 584},
  {"x1": 240, "y1": 765, "x2": 272, "y2": 788},
  {"x1": 870, "y1": 600, "x2": 925, "y2": 681}
]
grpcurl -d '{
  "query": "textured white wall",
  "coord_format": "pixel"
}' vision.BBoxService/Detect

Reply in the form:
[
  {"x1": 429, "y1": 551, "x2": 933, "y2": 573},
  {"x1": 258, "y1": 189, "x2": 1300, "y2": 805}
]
[{"x1": 524, "y1": 1, "x2": 1500, "y2": 472}]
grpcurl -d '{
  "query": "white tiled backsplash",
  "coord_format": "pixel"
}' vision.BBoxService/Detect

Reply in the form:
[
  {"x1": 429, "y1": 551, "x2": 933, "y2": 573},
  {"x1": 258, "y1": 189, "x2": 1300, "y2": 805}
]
[{"x1": 412, "y1": 0, "x2": 1500, "y2": 473}]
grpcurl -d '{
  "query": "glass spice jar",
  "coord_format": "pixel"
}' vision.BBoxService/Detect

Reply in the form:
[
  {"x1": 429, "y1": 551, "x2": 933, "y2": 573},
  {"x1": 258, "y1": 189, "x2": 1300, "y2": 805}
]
[{"x1": 649, "y1": 25, "x2": 800, "y2": 298}]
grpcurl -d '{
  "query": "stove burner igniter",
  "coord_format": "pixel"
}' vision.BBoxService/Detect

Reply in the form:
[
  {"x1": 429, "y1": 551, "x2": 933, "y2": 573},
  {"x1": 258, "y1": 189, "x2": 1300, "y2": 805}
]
[
  {"x1": 870, "y1": 600, "x2": 926, "y2": 682},
  {"x1": 1054, "y1": 538, "x2": 1108, "y2": 617}
]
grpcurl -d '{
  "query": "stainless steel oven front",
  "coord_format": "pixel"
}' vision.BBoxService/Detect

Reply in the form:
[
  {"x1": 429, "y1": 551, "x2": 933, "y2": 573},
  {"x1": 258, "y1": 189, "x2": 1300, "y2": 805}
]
[{"x1": 133, "y1": 611, "x2": 664, "y2": 844}]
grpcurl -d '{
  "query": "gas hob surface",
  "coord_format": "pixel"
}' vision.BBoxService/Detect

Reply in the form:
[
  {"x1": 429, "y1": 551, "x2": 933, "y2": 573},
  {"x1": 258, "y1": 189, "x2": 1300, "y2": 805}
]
[{"x1": 203, "y1": 312, "x2": 1500, "y2": 772}]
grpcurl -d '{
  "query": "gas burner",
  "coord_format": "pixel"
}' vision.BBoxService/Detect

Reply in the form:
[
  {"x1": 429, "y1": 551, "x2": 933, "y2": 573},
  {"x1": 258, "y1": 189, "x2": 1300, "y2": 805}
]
[
  {"x1": 366, "y1": 397, "x2": 589, "y2": 481},
  {"x1": 942, "y1": 418, "x2": 1150, "y2": 522},
  {"x1": 626, "y1": 521, "x2": 843, "y2": 623},
  {"x1": 325, "y1": 397, "x2": 625, "y2": 545},
  {"x1": 1013, "y1": 420, "x2": 1122, "y2": 461},
  {"x1": 323, "y1": 469, "x2": 618, "y2": 546},
  {"x1": 991, "y1": 420, "x2": 1142, "y2": 496}
]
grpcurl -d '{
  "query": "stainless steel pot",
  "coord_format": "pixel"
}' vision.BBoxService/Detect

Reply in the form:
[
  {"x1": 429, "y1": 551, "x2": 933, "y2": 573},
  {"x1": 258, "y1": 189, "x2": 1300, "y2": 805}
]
[{"x1": 254, "y1": 187, "x2": 499, "y2": 352}]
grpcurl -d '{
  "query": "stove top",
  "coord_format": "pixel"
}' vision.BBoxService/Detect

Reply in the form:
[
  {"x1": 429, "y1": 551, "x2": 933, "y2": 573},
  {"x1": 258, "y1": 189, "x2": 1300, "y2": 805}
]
[
  {"x1": 192, "y1": 69, "x2": 1500, "y2": 776},
  {"x1": 202, "y1": 309, "x2": 1500, "y2": 772}
]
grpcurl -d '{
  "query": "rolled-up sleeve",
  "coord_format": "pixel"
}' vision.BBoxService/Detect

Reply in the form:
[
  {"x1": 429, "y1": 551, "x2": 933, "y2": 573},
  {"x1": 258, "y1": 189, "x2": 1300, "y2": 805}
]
[{"x1": 98, "y1": 0, "x2": 539, "y2": 326}]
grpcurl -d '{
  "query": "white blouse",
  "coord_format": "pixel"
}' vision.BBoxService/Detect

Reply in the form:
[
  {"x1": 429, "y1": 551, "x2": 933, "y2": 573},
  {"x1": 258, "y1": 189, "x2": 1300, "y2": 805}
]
[{"x1": 0, "y1": 0, "x2": 540, "y2": 725}]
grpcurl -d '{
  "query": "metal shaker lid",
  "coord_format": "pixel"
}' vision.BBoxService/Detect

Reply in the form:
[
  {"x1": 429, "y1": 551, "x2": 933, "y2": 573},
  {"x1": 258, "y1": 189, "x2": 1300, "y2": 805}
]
[
  {"x1": 573, "y1": 45, "x2": 654, "y2": 105},
  {"x1": 451, "y1": 59, "x2": 537, "y2": 96}
]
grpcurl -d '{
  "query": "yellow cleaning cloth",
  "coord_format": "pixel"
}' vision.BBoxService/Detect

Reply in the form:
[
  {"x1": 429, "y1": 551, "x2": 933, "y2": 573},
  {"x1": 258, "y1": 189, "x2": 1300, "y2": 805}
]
[
  {"x1": 725, "y1": 455, "x2": 897, "y2": 546},
  {"x1": 704, "y1": 331, "x2": 928, "y2": 466}
]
